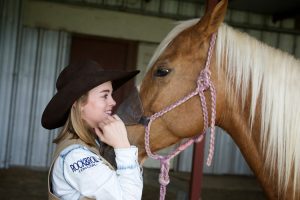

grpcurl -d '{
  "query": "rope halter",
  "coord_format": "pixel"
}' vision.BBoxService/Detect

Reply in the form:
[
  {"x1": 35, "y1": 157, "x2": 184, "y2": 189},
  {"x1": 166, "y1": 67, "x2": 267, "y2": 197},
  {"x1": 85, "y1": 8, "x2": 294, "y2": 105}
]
[{"x1": 143, "y1": 33, "x2": 218, "y2": 200}]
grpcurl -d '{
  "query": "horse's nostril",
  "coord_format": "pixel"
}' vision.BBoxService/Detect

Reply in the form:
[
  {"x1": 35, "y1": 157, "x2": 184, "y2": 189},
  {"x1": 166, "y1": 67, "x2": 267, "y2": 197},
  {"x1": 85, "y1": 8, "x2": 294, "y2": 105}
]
[{"x1": 139, "y1": 116, "x2": 150, "y2": 126}]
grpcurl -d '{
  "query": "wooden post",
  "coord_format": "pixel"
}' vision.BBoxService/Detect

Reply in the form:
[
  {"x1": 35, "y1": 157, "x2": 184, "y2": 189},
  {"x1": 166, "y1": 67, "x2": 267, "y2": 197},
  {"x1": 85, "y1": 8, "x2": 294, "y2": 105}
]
[{"x1": 189, "y1": 136, "x2": 206, "y2": 200}]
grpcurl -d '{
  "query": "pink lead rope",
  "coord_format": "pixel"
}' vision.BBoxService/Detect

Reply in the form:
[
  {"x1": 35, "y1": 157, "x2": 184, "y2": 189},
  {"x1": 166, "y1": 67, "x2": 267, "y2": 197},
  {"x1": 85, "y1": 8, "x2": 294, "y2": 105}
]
[{"x1": 144, "y1": 33, "x2": 217, "y2": 200}]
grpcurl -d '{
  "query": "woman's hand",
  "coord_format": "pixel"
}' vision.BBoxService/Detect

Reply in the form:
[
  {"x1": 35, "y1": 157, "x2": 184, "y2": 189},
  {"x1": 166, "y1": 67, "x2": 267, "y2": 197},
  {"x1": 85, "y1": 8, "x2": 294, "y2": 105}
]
[{"x1": 94, "y1": 115, "x2": 130, "y2": 148}]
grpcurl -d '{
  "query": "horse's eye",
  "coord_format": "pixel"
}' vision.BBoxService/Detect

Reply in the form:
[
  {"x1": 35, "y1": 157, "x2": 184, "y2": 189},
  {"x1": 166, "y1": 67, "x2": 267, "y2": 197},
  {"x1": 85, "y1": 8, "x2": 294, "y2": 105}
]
[{"x1": 154, "y1": 67, "x2": 171, "y2": 77}]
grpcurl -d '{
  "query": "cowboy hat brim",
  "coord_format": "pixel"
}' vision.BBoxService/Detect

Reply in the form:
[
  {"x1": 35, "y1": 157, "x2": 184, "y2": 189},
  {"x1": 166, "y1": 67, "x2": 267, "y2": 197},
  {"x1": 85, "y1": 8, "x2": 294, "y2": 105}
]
[{"x1": 41, "y1": 69, "x2": 139, "y2": 129}]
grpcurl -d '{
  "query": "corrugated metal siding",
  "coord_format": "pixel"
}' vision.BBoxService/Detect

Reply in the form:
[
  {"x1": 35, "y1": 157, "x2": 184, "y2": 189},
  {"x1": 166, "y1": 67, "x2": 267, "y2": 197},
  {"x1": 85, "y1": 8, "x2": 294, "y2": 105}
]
[
  {"x1": 0, "y1": 0, "x2": 21, "y2": 168},
  {"x1": 0, "y1": 0, "x2": 70, "y2": 168}
]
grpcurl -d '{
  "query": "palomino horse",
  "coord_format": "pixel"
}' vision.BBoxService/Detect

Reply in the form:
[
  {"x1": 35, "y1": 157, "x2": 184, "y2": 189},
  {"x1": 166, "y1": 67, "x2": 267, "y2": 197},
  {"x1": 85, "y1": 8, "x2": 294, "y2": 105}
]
[{"x1": 127, "y1": 0, "x2": 300, "y2": 199}]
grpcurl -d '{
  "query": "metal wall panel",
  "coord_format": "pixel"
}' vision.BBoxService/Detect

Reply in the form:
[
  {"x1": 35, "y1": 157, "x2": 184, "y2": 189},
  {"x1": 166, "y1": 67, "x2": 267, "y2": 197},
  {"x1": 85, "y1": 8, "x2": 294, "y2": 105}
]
[
  {"x1": 0, "y1": 0, "x2": 70, "y2": 168},
  {"x1": 0, "y1": 0, "x2": 21, "y2": 168},
  {"x1": 8, "y1": 27, "x2": 39, "y2": 167},
  {"x1": 6, "y1": 28, "x2": 70, "y2": 168}
]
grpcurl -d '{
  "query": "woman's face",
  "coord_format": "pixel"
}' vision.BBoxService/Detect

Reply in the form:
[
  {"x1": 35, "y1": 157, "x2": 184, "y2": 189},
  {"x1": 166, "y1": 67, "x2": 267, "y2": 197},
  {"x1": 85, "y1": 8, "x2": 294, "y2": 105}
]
[{"x1": 81, "y1": 81, "x2": 116, "y2": 128}]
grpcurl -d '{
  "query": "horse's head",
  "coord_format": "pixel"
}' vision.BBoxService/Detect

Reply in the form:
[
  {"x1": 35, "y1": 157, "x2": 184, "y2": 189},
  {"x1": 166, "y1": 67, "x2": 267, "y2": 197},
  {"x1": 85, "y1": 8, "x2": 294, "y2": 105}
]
[
  {"x1": 126, "y1": 1, "x2": 300, "y2": 198},
  {"x1": 127, "y1": 0, "x2": 228, "y2": 161}
]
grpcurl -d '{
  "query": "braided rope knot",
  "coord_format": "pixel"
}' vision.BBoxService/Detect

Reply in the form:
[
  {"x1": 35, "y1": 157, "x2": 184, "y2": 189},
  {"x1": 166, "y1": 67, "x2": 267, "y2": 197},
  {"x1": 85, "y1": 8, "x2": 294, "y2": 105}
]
[
  {"x1": 159, "y1": 160, "x2": 170, "y2": 186},
  {"x1": 159, "y1": 173, "x2": 170, "y2": 186},
  {"x1": 197, "y1": 69, "x2": 211, "y2": 90}
]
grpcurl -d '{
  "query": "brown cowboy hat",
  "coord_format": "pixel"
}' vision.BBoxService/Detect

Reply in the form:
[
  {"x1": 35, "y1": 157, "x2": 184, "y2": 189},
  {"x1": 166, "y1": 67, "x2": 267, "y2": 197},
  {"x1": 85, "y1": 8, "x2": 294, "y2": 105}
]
[{"x1": 41, "y1": 59, "x2": 139, "y2": 130}]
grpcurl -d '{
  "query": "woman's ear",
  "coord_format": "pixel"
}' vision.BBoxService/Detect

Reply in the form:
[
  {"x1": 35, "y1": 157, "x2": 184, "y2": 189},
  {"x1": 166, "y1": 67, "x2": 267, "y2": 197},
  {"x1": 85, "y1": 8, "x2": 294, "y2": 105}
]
[
  {"x1": 72, "y1": 102, "x2": 76, "y2": 109},
  {"x1": 72, "y1": 101, "x2": 82, "y2": 112}
]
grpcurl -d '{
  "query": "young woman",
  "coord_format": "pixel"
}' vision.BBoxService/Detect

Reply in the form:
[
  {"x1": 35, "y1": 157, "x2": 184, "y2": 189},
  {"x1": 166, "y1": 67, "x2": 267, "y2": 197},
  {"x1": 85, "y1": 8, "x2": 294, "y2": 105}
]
[{"x1": 42, "y1": 60, "x2": 143, "y2": 200}]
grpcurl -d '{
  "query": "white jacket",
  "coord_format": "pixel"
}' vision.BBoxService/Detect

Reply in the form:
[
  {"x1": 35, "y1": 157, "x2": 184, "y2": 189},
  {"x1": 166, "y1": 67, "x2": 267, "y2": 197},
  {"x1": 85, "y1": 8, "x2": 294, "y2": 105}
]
[{"x1": 51, "y1": 144, "x2": 143, "y2": 200}]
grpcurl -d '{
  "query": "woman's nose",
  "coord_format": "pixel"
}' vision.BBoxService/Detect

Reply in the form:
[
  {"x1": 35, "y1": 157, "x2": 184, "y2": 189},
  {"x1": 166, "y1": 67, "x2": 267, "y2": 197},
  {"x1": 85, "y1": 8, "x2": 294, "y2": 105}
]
[{"x1": 109, "y1": 96, "x2": 116, "y2": 106}]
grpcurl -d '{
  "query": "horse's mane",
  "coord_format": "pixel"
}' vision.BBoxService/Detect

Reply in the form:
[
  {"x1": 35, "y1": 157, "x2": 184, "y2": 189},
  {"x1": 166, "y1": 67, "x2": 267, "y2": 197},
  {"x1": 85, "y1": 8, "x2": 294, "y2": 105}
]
[
  {"x1": 148, "y1": 19, "x2": 300, "y2": 197},
  {"x1": 216, "y1": 24, "x2": 300, "y2": 197}
]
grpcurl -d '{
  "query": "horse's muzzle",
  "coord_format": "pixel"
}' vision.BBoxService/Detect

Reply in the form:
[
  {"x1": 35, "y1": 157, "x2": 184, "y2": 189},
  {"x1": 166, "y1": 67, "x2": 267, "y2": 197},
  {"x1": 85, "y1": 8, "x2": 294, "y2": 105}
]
[
  {"x1": 116, "y1": 86, "x2": 148, "y2": 126},
  {"x1": 138, "y1": 116, "x2": 150, "y2": 126}
]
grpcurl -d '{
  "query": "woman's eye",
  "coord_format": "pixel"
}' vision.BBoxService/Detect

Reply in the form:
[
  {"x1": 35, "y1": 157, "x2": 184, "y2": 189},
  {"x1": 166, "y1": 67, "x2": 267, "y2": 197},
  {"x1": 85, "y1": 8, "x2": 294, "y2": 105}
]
[
  {"x1": 154, "y1": 67, "x2": 171, "y2": 77},
  {"x1": 102, "y1": 94, "x2": 108, "y2": 99}
]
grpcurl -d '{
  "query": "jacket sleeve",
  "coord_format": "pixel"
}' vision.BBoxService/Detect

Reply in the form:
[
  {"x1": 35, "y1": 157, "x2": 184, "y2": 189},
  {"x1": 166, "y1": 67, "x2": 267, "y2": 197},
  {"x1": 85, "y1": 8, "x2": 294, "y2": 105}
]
[{"x1": 61, "y1": 146, "x2": 143, "y2": 200}]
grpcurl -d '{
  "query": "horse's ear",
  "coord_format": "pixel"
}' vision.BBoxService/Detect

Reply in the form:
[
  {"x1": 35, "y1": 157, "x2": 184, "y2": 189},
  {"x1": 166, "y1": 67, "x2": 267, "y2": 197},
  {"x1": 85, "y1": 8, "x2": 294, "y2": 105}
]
[
  {"x1": 198, "y1": 0, "x2": 228, "y2": 35},
  {"x1": 205, "y1": 0, "x2": 221, "y2": 13}
]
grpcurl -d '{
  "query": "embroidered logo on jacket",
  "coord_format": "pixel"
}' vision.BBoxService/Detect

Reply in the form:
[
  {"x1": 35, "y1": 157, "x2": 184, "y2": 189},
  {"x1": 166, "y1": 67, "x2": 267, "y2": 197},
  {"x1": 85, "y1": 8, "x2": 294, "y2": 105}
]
[{"x1": 70, "y1": 156, "x2": 100, "y2": 173}]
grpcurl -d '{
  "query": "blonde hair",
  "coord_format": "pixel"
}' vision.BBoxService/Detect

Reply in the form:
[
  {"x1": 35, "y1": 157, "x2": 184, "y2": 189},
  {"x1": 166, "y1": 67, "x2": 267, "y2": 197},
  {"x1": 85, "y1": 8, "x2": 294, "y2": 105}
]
[{"x1": 53, "y1": 94, "x2": 96, "y2": 147}]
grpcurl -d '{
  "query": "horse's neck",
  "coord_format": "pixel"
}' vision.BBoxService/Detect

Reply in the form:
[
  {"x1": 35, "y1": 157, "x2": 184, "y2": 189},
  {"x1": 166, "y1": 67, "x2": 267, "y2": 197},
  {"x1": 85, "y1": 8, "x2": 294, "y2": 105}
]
[
  {"x1": 217, "y1": 89, "x2": 278, "y2": 199},
  {"x1": 214, "y1": 61, "x2": 275, "y2": 198}
]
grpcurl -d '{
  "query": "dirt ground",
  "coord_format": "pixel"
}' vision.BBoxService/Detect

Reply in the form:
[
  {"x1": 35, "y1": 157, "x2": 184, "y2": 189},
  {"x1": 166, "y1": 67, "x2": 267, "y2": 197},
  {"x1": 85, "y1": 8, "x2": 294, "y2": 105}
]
[{"x1": 0, "y1": 167, "x2": 266, "y2": 200}]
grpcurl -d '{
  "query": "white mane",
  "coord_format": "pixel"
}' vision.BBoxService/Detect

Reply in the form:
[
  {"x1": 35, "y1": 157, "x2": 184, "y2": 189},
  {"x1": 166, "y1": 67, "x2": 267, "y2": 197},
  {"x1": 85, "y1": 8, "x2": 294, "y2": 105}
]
[
  {"x1": 216, "y1": 24, "x2": 300, "y2": 198},
  {"x1": 148, "y1": 19, "x2": 300, "y2": 198}
]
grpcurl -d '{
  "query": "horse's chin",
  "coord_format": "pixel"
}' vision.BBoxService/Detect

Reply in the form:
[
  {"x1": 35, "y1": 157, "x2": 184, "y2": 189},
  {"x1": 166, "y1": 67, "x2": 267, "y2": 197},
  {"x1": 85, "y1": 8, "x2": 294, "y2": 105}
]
[
  {"x1": 139, "y1": 155, "x2": 148, "y2": 165},
  {"x1": 126, "y1": 124, "x2": 147, "y2": 164}
]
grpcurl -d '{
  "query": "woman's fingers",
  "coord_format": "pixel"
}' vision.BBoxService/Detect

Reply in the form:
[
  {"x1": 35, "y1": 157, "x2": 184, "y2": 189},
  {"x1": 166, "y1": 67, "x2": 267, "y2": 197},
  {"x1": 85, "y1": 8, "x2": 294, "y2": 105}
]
[
  {"x1": 112, "y1": 114, "x2": 121, "y2": 121},
  {"x1": 96, "y1": 114, "x2": 129, "y2": 148}
]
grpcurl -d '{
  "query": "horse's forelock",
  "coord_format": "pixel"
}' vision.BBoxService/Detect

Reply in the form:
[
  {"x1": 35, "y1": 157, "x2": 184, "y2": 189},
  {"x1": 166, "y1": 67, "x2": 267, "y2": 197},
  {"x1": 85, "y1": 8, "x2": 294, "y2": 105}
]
[{"x1": 147, "y1": 19, "x2": 199, "y2": 70}]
